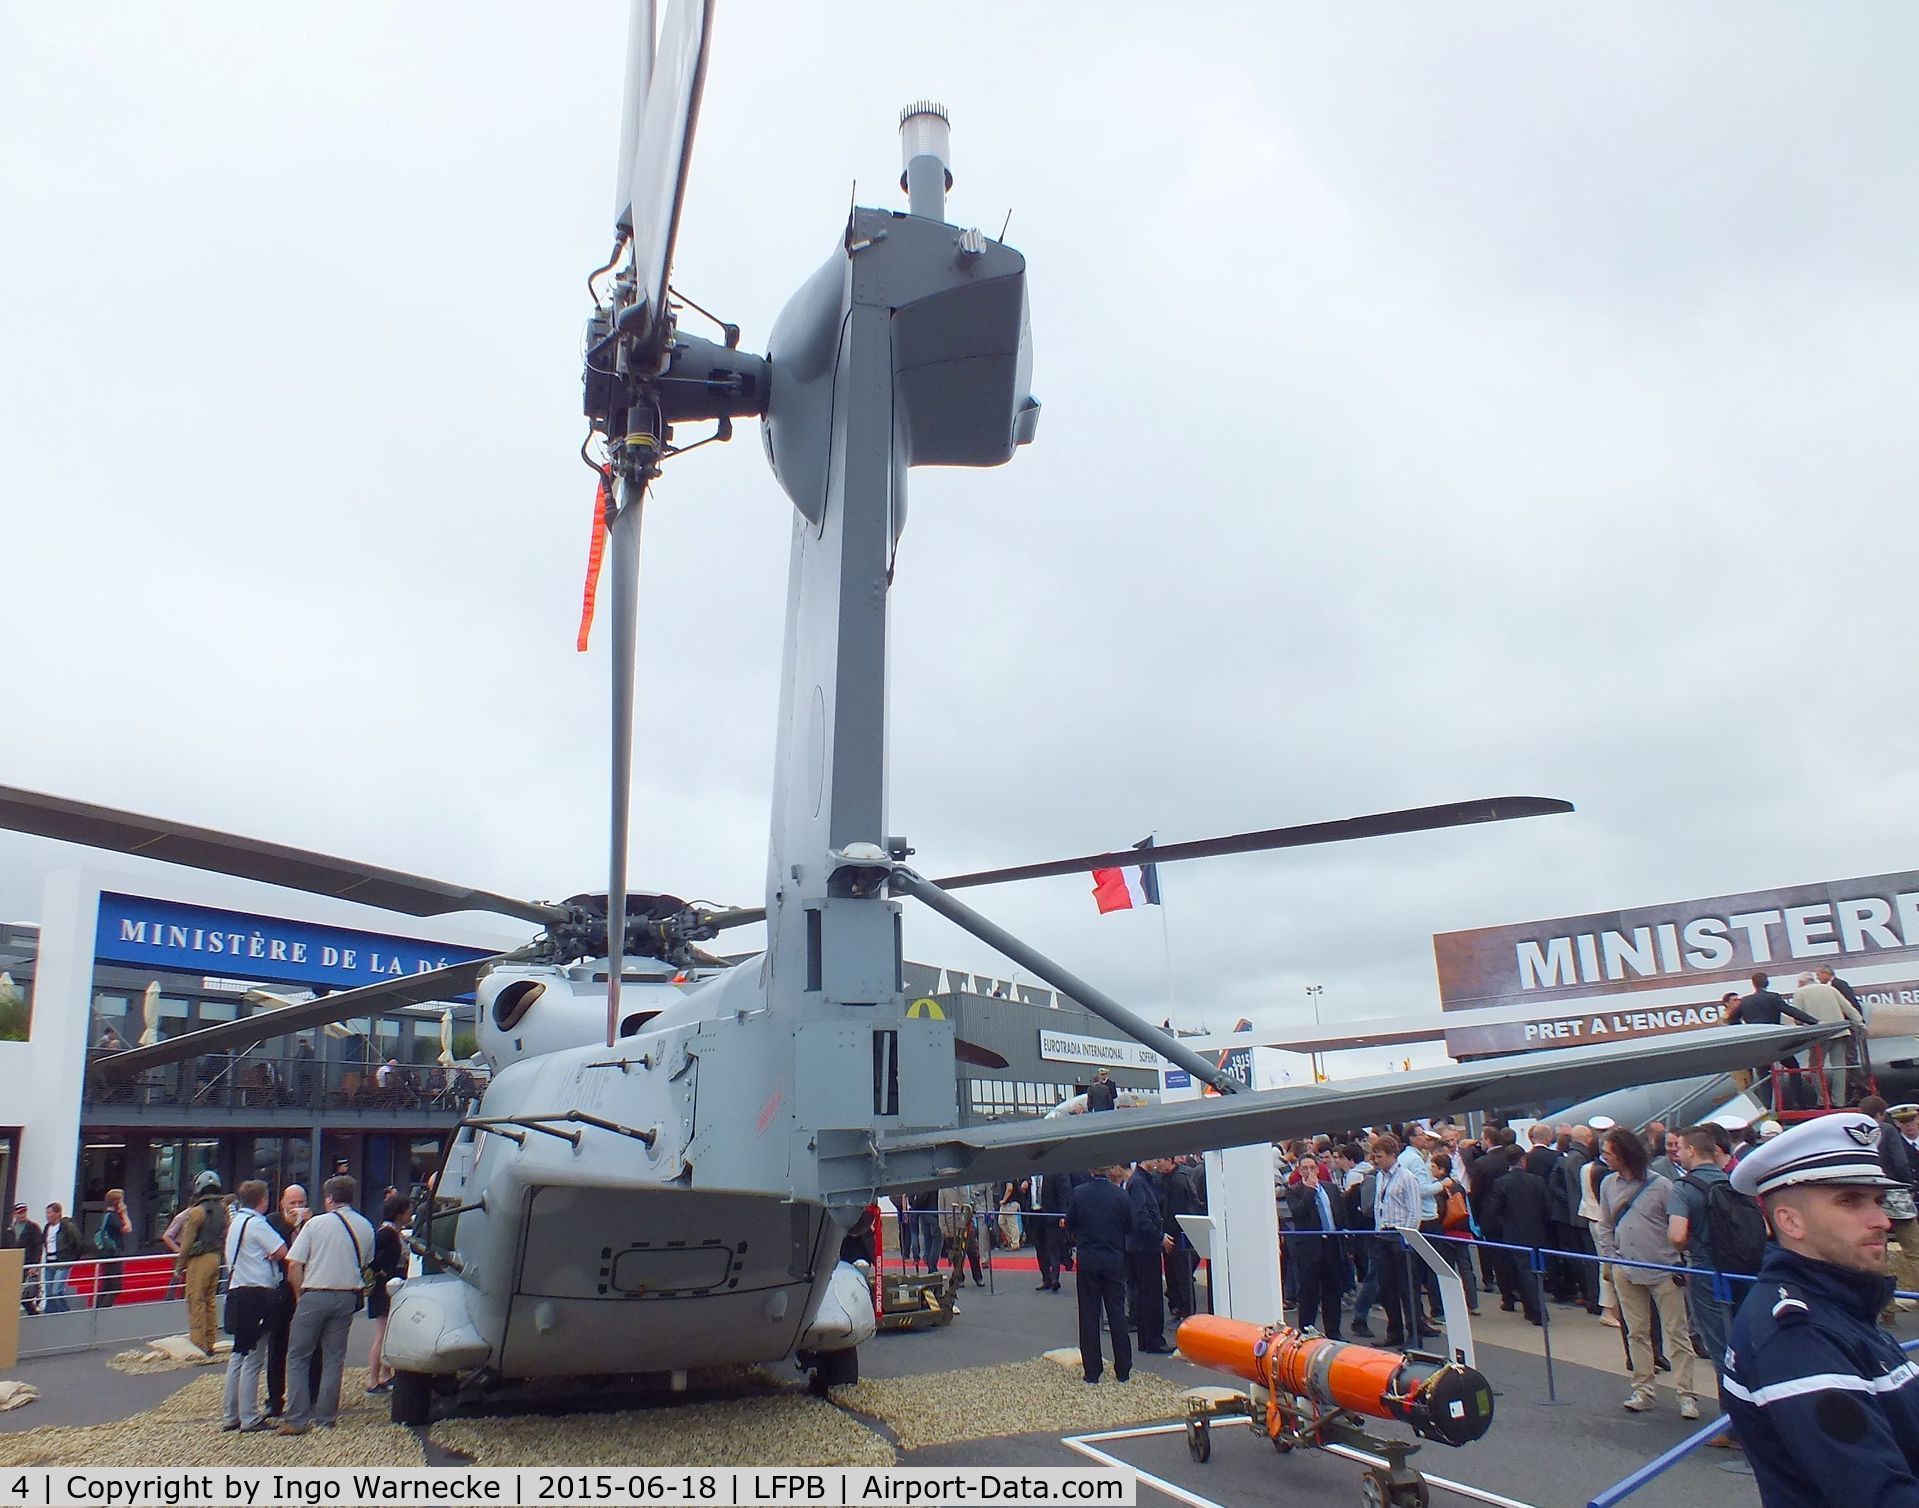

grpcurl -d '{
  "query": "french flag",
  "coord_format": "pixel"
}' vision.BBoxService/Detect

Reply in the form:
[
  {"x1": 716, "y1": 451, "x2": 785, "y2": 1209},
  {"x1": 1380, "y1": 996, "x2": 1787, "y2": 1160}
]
[{"x1": 1091, "y1": 836, "x2": 1162, "y2": 914}]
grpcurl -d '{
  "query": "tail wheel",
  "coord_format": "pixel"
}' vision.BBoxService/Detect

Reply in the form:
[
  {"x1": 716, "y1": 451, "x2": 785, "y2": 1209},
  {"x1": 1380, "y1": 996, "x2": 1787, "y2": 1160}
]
[
  {"x1": 809, "y1": 1345, "x2": 859, "y2": 1395},
  {"x1": 390, "y1": 1371, "x2": 433, "y2": 1427}
]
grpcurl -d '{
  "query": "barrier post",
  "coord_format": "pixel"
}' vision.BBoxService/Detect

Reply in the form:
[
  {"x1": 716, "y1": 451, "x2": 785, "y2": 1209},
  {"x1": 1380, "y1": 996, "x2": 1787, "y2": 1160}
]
[{"x1": 1531, "y1": 1243, "x2": 1567, "y2": 1406}]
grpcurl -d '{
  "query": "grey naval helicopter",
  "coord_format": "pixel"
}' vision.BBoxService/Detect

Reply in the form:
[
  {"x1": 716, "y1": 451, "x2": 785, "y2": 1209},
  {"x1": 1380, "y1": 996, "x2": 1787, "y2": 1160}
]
[{"x1": 1, "y1": 0, "x2": 1830, "y2": 1423}]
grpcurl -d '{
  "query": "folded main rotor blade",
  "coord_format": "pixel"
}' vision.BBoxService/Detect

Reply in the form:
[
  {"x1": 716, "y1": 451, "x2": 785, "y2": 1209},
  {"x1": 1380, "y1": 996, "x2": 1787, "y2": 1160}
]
[
  {"x1": 604, "y1": 480, "x2": 647, "y2": 1047},
  {"x1": 91, "y1": 952, "x2": 522, "y2": 1080},
  {"x1": 696, "y1": 796, "x2": 1573, "y2": 933},
  {"x1": 0, "y1": 785, "x2": 566, "y2": 928}
]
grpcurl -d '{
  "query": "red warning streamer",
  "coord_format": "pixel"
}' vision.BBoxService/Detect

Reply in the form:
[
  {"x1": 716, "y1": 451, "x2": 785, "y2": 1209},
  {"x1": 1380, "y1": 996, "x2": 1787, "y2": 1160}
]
[{"x1": 576, "y1": 475, "x2": 612, "y2": 652}]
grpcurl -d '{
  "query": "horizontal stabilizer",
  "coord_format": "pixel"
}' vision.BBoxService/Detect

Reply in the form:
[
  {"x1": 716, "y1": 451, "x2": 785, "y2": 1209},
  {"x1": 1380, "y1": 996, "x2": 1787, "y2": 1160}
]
[{"x1": 874, "y1": 1024, "x2": 1838, "y2": 1193}]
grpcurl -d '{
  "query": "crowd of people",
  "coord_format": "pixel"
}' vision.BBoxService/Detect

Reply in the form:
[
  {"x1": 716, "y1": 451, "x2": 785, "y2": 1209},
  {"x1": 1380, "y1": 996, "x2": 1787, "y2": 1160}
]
[
  {"x1": 891, "y1": 1096, "x2": 1917, "y2": 1489},
  {"x1": 6, "y1": 1170, "x2": 415, "y2": 1435}
]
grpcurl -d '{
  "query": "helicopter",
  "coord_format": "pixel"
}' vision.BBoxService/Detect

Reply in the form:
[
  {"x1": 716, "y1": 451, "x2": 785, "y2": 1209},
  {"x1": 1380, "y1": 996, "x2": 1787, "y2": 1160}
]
[{"x1": 0, "y1": 0, "x2": 1830, "y2": 1422}]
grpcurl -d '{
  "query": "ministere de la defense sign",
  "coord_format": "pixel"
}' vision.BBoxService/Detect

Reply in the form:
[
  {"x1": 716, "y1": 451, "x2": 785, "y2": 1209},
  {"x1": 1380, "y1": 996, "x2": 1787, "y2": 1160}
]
[{"x1": 1433, "y1": 868, "x2": 1919, "y2": 1057}]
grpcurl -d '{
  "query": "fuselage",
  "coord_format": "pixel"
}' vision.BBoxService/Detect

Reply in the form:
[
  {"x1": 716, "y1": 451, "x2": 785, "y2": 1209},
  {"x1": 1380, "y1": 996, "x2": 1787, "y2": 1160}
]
[{"x1": 386, "y1": 962, "x2": 879, "y2": 1379}]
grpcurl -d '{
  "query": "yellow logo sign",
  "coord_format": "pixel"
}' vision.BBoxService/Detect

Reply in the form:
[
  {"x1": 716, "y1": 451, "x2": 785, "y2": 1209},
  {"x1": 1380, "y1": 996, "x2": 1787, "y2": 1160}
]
[{"x1": 906, "y1": 997, "x2": 946, "y2": 1020}]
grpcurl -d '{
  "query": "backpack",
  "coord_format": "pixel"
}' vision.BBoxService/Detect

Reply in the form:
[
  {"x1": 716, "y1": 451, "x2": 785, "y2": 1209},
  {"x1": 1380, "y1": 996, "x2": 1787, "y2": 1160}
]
[
  {"x1": 185, "y1": 1197, "x2": 229, "y2": 1259},
  {"x1": 1683, "y1": 1173, "x2": 1768, "y2": 1276}
]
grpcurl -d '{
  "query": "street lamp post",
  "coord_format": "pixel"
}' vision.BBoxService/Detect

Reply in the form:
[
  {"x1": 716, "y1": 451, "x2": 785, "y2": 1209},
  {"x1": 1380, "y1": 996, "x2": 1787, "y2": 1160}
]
[{"x1": 1304, "y1": 985, "x2": 1325, "y2": 1082}]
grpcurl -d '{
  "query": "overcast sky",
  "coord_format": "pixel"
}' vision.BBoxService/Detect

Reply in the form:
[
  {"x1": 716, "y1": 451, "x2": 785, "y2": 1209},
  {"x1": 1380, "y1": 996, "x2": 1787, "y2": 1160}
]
[{"x1": 5, "y1": 4, "x2": 1916, "y2": 1072}]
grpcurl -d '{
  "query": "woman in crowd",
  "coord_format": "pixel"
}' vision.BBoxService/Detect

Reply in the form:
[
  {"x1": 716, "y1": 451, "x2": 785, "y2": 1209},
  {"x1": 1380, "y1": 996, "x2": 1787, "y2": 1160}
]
[
  {"x1": 997, "y1": 1178, "x2": 1029, "y2": 1250},
  {"x1": 363, "y1": 1192, "x2": 410, "y2": 1396},
  {"x1": 1426, "y1": 1152, "x2": 1481, "y2": 1317},
  {"x1": 93, "y1": 1188, "x2": 131, "y2": 1309}
]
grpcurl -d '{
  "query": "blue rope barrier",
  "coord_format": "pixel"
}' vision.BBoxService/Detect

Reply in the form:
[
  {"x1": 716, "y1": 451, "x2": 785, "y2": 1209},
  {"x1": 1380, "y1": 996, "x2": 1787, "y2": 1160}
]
[{"x1": 1276, "y1": 1226, "x2": 1918, "y2": 1301}]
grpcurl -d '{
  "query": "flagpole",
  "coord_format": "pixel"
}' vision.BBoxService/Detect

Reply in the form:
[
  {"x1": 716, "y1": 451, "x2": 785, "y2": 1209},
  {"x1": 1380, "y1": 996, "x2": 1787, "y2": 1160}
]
[
  {"x1": 1146, "y1": 831, "x2": 1183, "y2": 1032},
  {"x1": 1158, "y1": 902, "x2": 1181, "y2": 1030}
]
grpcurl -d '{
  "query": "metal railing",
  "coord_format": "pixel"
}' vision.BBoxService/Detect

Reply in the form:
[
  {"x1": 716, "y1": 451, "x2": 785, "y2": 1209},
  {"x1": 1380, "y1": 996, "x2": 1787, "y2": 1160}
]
[
  {"x1": 83, "y1": 1048, "x2": 486, "y2": 1115},
  {"x1": 17, "y1": 1251, "x2": 188, "y2": 1313}
]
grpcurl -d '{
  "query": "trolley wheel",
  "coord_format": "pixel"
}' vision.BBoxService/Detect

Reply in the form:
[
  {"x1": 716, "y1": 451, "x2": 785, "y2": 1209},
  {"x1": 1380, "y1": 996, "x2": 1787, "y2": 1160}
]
[
  {"x1": 1271, "y1": 1432, "x2": 1294, "y2": 1453},
  {"x1": 1391, "y1": 1485, "x2": 1430, "y2": 1508},
  {"x1": 1360, "y1": 1475, "x2": 1387, "y2": 1508},
  {"x1": 390, "y1": 1371, "x2": 433, "y2": 1427},
  {"x1": 1187, "y1": 1418, "x2": 1212, "y2": 1464}
]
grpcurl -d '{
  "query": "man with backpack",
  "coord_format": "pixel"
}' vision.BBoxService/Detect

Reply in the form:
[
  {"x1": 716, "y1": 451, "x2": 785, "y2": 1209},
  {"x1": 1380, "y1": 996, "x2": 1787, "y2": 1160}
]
[
  {"x1": 1670, "y1": 1124, "x2": 1766, "y2": 1439},
  {"x1": 173, "y1": 1171, "x2": 229, "y2": 1354}
]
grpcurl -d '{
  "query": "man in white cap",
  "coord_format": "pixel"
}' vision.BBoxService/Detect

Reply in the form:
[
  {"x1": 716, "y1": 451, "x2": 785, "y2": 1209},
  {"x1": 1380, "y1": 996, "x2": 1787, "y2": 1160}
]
[{"x1": 1721, "y1": 1112, "x2": 1918, "y2": 1505}]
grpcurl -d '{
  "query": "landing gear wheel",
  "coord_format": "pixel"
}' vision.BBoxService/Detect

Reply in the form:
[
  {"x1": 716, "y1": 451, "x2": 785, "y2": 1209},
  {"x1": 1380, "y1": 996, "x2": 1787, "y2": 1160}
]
[
  {"x1": 390, "y1": 1371, "x2": 432, "y2": 1427},
  {"x1": 1187, "y1": 1418, "x2": 1211, "y2": 1464},
  {"x1": 808, "y1": 1345, "x2": 859, "y2": 1396}
]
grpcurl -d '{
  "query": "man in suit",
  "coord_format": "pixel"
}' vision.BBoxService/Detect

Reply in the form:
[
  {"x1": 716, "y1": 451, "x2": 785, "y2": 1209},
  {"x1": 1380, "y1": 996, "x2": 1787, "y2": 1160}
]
[
  {"x1": 1485, "y1": 1154, "x2": 1551, "y2": 1324},
  {"x1": 1727, "y1": 972, "x2": 1817, "y2": 1106},
  {"x1": 1126, "y1": 1161, "x2": 1173, "y2": 1353},
  {"x1": 1066, "y1": 1166, "x2": 1134, "y2": 1384},
  {"x1": 1282, "y1": 1155, "x2": 1345, "y2": 1339},
  {"x1": 1028, "y1": 1172, "x2": 1062, "y2": 1292},
  {"x1": 1161, "y1": 1155, "x2": 1205, "y2": 1322}
]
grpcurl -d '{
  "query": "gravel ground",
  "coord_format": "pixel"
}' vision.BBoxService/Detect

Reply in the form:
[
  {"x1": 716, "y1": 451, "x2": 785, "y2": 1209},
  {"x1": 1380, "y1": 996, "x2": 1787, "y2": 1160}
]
[
  {"x1": 431, "y1": 1393, "x2": 895, "y2": 1469},
  {"x1": 0, "y1": 1367, "x2": 423, "y2": 1468},
  {"x1": 838, "y1": 1358, "x2": 1185, "y2": 1451}
]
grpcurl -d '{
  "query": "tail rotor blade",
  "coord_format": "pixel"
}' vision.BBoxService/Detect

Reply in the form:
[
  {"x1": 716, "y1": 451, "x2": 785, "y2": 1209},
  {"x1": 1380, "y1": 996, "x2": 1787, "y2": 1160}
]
[
  {"x1": 929, "y1": 796, "x2": 1574, "y2": 893},
  {"x1": 692, "y1": 796, "x2": 1573, "y2": 935},
  {"x1": 604, "y1": 478, "x2": 648, "y2": 1047}
]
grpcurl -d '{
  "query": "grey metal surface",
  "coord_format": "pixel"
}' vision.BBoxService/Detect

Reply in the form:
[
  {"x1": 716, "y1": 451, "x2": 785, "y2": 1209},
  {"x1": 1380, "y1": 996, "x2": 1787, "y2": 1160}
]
[
  {"x1": 604, "y1": 478, "x2": 646, "y2": 1047},
  {"x1": 610, "y1": 0, "x2": 657, "y2": 230},
  {"x1": 18, "y1": 1297, "x2": 195, "y2": 1360},
  {"x1": 874, "y1": 1024, "x2": 1838, "y2": 1190},
  {"x1": 617, "y1": 0, "x2": 713, "y2": 355},
  {"x1": 893, "y1": 868, "x2": 1244, "y2": 1095}
]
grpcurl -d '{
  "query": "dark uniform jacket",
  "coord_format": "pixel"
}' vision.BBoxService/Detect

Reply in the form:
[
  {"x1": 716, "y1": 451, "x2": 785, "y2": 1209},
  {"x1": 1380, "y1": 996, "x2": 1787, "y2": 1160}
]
[
  {"x1": 1163, "y1": 1161, "x2": 1207, "y2": 1231},
  {"x1": 1124, "y1": 1170, "x2": 1162, "y2": 1254},
  {"x1": 1733, "y1": 989, "x2": 1816, "y2": 1027},
  {"x1": 1525, "y1": 1145, "x2": 1562, "y2": 1184},
  {"x1": 1065, "y1": 1179, "x2": 1131, "y2": 1269},
  {"x1": 1724, "y1": 1246, "x2": 1919, "y2": 1508},
  {"x1": 1485, "y1": 1164, "x2": 1552, "y2": 1247},
  {"x1": 1549, "y1": 1147, "x2": 1589, "y2": 1227},
  {"x1": 1880, "y1": 1124, "x2": 1918, "y2": 1196}
]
